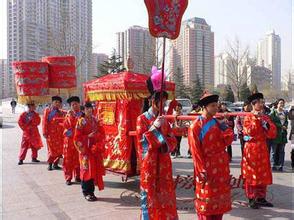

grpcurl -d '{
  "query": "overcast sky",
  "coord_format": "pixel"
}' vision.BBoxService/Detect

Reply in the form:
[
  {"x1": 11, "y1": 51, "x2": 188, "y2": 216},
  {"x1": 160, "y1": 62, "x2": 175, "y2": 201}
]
[{"x1": 0, "y1": 0, "x2": 292, "y2": 75}]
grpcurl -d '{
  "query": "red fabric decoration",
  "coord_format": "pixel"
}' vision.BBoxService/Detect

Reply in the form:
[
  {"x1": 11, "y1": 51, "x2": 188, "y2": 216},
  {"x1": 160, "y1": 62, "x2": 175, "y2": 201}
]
[
  {"x1": 144, "y1": 0, "x2": 188, "y2": 39},
  {"x1": 42, "y1": 56, "x2": 76, "y2": 88},
  {"x1": 13, "y1": 61, "x2": 49, "y2": 96}
]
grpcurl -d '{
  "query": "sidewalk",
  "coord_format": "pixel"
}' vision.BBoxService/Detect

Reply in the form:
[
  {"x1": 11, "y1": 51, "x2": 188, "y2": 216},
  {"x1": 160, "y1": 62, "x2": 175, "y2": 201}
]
[{"x1": 1, "y1": 101, "x2": 293, "y2": 220}]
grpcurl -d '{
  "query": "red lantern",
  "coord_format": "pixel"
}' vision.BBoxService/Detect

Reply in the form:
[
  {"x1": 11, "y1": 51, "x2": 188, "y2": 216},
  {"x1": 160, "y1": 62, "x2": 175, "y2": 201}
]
[
  {"x1": 144, "y1": 0, "x2": 188, "y2": 39},
  {"x1": 13, "y1": 61, "x2": 49, "y2": 96},
  {"x1": 42, "y1": 56, "x2": 77, "y2": 88}
]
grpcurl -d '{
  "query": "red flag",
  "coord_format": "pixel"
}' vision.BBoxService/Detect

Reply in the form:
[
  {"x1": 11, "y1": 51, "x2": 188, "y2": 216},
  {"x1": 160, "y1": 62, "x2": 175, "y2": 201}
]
[{"x1": 144, "y1": 0, "x2": 188, "y2": 40}]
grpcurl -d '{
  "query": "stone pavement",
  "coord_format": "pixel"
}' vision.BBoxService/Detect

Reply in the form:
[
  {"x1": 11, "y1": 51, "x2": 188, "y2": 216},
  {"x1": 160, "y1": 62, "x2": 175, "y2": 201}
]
[{"x1": 1, "y1": 101, "x2": 293, "y2": 220}]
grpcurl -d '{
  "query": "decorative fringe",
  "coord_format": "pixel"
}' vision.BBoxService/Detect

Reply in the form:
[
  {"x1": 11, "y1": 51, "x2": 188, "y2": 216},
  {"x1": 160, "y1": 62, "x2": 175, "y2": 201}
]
[
  {"x1": 86, "y1": 90, "x2": 175, "y2": 101},
  {"x1": 17, "y1": 95, "x2": 51, "y2": 105},
  {"x1": 87, "y1": 90, "x2": 150, "y2": 101},
  {"x1": 49, "y1": 88, "x2": 77, "y2": 97}
]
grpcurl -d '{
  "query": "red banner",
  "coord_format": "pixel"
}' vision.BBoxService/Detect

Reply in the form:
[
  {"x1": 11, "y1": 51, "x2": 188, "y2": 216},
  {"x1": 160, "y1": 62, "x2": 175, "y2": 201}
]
[
  {"x1": 42, "y1": 56, "x2": 77, "y2": 88},
  {"x1": 144, "y1": 0, "x2": 188, "y2": 39},
  {"x1": 13, "y1": 61, "x2": 49, "y2": 96}
]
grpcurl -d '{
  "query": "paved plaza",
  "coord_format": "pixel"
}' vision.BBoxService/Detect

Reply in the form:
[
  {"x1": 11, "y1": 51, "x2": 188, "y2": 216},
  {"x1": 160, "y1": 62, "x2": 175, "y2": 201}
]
[{"x1": 1, "y1": 101, "x2": 293, "y2": 220}]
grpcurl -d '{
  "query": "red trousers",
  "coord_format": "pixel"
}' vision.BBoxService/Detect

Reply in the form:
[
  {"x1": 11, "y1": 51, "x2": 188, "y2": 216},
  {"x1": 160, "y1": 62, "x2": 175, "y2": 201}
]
[
  {"x1": 197, "y1": 214, "x2": 223, "y2": 220},
  {"x1": 63, "y1": 166, "x2": 80, "y2": 181},
  {"x1": 19, "y1": 146, "x2": 38, "y2": 160},
  {"x1": 245, "y1": 182, "x2": 267, "y2": 199},
  {"x1": 47, "y1": 155, "x2": 61, "y2": 164}
]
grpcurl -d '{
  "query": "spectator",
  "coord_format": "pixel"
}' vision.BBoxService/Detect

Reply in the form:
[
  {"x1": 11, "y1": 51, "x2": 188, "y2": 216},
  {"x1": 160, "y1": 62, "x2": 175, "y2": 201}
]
[
  {"x1": 219, "y1": 102, "x2": 235, "y2": 162},
  {"x1": 236, "y1": 101, "x2": 252, "y2": 155},
  {"x1": 270, "y1": 98, "x2": 288, "y2": 172},
  {"x1": 171, "y1": 103, "x2": 188, "y2": 158},
  {"x1": 288, "y1": 105, "x2": 294, "y2": 170},
  {"x1": 10, "y1": 99, "x2": 17, "y2": 114}
]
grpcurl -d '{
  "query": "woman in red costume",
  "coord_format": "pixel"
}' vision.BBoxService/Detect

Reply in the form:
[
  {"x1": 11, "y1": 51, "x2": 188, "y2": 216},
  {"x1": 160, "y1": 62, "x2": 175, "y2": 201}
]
[
  {"x1": 42, "y1": 96, "x2": 65, "y2": 171},
  {"x1": 63, "y1": 96, "x2": 83, "y2": 185},
  {"x1": 242, "y1": 93, "x2": 277, "y2": 209},
  {"x1": 74, "y1": 102, "x2": 105, "y2": 202},
  {"x1": 188, "y1": 92, "x2": 234, "y2": 220},
  {"x1": 137, "y1": 91, "x2": 178, "y2": 220},
  {"x1": 18, "y1": 101, "x2": 43, "y2": 165}
]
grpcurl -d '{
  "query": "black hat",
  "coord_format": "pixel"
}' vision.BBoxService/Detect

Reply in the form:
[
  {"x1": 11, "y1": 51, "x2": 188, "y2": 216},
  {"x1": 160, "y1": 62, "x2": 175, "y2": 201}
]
[
  {"x1": 247, "y1": 93, "x2": 264, "y2": 103},
  {"x1": 67, "y1": 96, "x2": 80, "y2": 104},
  {"x1": 52, "y1": 96, "x2": 62, "y2": 102},
  {"x1": 84, "y1": 102, "x2": 93, "y2": 108},
  {"x1": 198, "y1": 91, "x2": 219, "y2": 107}
]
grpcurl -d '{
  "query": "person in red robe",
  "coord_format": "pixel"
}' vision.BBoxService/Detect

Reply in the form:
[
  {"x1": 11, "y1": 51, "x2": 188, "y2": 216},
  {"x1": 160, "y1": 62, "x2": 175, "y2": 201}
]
[
  {"x1": 242, "y1": 93, "x2": 277, "y2": 209},
  {"x1": 73, "y1": 102, "x2": 105, "y2": 202},
  {"x1": 18, "y1": 101, "x2": 43, "y2": 165},
  {"x1": 42, "y1": 96, "x2": 65, "y2": 171},
  {"x1": 136, "y1": 91, "x2": 178, "y2": 220},
  {"x1": 63, "y1": 96, "x2": 83, "y2": 185},
  {"x1": 188, "y1": 92, "x2": 234, "y2": 220}
]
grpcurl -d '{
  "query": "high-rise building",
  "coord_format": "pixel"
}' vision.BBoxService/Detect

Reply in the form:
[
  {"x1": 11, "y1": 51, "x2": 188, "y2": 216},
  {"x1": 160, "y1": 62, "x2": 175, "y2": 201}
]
[
  {"x1": 116, "y1": 26, "x2": 156, "y2": 73},
  {"x1": 247, "y1": 64, "x2": 273, "y2": 92},
  {"x1": 7, "y1": 0, "x2": 92, "y2": 96},
  {"x1": 169, "y1": 17, "x2": 214, "y2": 88},
  {"x1": 0, "y1": 59, "x2": 8, "y2": 99},
  {"x1": 257, "y1": 30, "x2": 281, "y2": 91},
  {"x1": 89, "y1": 53, "x2": 108, "y2": 78},
  {"x1": 214, "y1": 53, "x2": 232, "y2": 87}
]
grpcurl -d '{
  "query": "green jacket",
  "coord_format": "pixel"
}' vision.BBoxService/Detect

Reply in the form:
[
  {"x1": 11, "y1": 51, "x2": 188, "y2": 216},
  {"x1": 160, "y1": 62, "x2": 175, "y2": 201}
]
[{"x1": 270, "y1": 109, "x2": 288, "y2": 144}]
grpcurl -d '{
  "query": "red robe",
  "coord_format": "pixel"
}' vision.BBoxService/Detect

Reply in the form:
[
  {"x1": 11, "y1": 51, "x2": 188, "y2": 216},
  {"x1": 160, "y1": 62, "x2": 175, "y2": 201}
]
[
  {"x1": 74, "y1": 116, "x2": 105, "y2": 190},
  {"x1": 42, "y1": 107, "x2": 66, "y2": 160},
  {"x1": 188, "y1": 115, "x2": 234, "y2": 216},
  {"x1": 63, "y1": 111, "x2": 83, "y2": 180},
  {"x1": 242, "y1": 114, "x2": 277, "y2": 198},
  {"x1": 18, "y1": 111, "x2": 43, "y2": 150},
  {"x1": 136, "y1": 108, "x2": 178, "y2": 220}
]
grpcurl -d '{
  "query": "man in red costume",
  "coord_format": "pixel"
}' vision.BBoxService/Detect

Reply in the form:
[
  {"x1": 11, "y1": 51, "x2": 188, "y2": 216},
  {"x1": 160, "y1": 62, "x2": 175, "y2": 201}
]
[
  {"x1": 74, "y1": 102, "x2": 105, "y2": 202},
  {"x1": 188, "y1": 92, "x2": 234, "y2": 220},
  {"x1": 136, "y1": 91, "x2": 178, "y2": 220},
  {"x1": 43, "y1": 96, "x2": 65, "y2": 171},
  {"x1": 242, "y1": 93, "x2": 277, "y2": 209},
  {"x1": 18, "y1": 101, "x2": 43, "y2": 165},
  {"x1": 63, "y1": 96, "x2": 83, "y2": 185}
]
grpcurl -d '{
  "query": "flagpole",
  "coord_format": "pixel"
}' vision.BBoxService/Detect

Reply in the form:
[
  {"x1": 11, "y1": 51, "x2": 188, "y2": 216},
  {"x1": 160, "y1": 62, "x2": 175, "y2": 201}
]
[{"x1": 159, "y1": 37, "x2": 166, "y2": 116}]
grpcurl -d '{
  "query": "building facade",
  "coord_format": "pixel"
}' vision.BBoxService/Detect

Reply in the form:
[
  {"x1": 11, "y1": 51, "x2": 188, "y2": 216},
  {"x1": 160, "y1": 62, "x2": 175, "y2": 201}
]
[
  {"x1": 89, "y1": 53, "x2": 108, "y2": 78},
  {"x1": 0, "y1": 59, "x2": 8, "y2": 99},
  {"x1": 7, "y1": 0, "x2": 92, "y2": 96},
  {"x1": 116, "y1": 26, "x2": 156, "y2": 74},
  {"x1": 257, "y1": 30, "x2": 281, "y2": 91},
  {"x1": 169, "y1": 17, "x2": 214, "y2": 88}
]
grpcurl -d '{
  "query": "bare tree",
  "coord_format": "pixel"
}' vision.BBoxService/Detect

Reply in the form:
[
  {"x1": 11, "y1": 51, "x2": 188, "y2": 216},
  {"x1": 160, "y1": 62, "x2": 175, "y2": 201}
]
[
  {"x1": 223, "y1": 37, "x2": 252, "y2": 101},
  {"x1": 46, "y1": 4, "x2": 92, "y2": 86}
]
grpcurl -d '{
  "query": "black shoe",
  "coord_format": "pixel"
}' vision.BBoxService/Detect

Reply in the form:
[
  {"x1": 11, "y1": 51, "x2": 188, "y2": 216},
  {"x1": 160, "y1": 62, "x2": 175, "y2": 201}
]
[
  {"x1": 89, "y1": 193, "x2": 98, "y2": 201},
  {"x1": 249, "y1": 199, "x2": 260, "y2": 209},
  {"x1": 66, "y1": 180, "x2": 72, "y2": 185},
  {"x1": 53, "y1": 164, "x2": 62, "y2": 170},
  {"x1": 32, "y1": 158, "x2": 40, "y2": 163},
  {"x1": 75, "y1": 177, "x2": 81, "y2": 183},
  {"x1": 278, "y1": 167, "x2": 283, "y2": 172},
  {"x1": 48, "y1": 163, "x2": 53, "y2": 171},
  {"x1": 84, "y1": 195, "x2": 96, "y2": 202},
  {"x1": 18, "y1": 160, "x2": 23, "y2": 165},
  {"x1": 257, "y1": 198, "x2": 274, "y2": 207},
  {"x1": 272, "y1": 167, "x2": 277, "y2": 171}
]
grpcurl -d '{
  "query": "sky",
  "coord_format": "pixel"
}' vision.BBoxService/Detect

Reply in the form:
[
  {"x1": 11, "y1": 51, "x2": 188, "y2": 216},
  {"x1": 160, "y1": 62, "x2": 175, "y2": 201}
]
[{"x1": 0, "y1": 0, "x2": 292, "y2": 75}]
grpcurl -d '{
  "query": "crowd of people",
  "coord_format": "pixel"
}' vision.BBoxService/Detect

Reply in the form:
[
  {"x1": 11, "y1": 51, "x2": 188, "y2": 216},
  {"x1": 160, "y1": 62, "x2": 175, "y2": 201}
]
[{"x1": 15, "y1": 91, "x2": 294, "y2": 219}]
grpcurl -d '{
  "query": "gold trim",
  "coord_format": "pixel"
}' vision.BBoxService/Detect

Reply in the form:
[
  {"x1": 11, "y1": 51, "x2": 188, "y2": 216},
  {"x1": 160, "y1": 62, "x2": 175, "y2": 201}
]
[
  {"x1": 17, "y1": 96, "x2": 51, "y2": 105},
  {"x1": 49, "y1": 88, "x2": 77, "y2": 97},
  {"x1": 103, "y1": 158, "x2": 131, "y2": 172}
]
